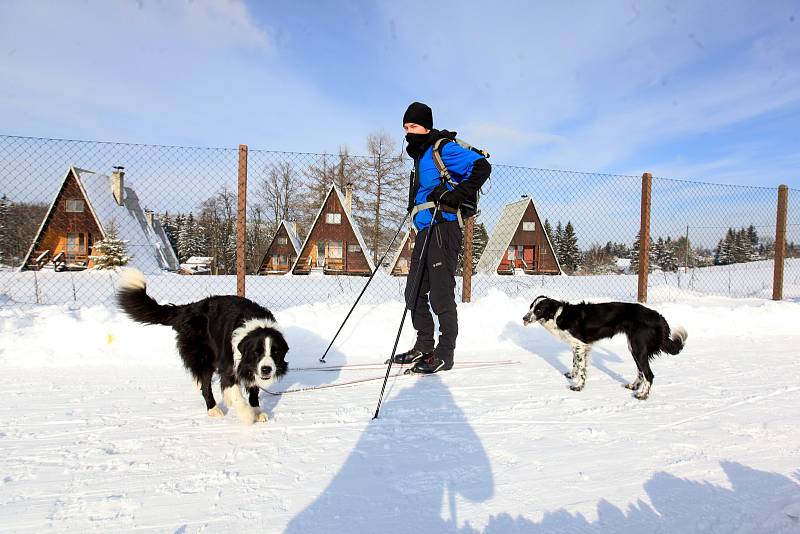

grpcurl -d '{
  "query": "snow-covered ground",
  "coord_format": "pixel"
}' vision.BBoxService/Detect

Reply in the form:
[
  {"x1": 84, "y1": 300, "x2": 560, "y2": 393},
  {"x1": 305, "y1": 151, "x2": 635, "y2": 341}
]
[
  {"x1": 2, "y1": 258, "x2": 799, "y2": 311},
  {"x1": 1, "y1": 282, "x2": 799, "y2": 533}
]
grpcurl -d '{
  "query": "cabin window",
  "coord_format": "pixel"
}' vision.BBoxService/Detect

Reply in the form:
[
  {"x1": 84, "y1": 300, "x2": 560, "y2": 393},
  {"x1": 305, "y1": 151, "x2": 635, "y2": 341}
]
[
  {"x1": 522, "y1": 222, "x2": 535, "y2": 232},
  {"x1": 277, "y1": 237, "x2": 288, "y2": 245},
  {"x1": 507, "y1": 246, "x2": 515, "y2": 259},
  {"x1": 66, "y1": 199, "x2": 84, "y2": 213},
  {"x1": 271, "y1": 254, "x2": 279, "y2": 265},
  {"x1": 326, "y1": 213, "x2": 341, "y2": 224},
  {"x1": 328, "y1": 241, "x2": 343, "y2": 259},
  {"x1": 347, "y1": 244, "x2": 361, "y2": 254}
]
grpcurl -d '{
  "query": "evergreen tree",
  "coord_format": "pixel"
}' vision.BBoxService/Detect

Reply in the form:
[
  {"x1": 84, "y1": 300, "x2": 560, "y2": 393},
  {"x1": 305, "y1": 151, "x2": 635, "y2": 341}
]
[
  {"x1": 177, "y1": 213, "x2": 200, "y2": 262},
  {"x1": 161, "y1": 211, "x2": 178, "y2": 256},
  {"x1": 718, "y1": 228, "x2": 736, "y2": 265},
  {"x1": 661, "y1": 236, "x2": 679, "y2": 272},
  {"x1": 559, "y1": 221, "x2": 580, "y2": 273},
  {"x1": 543, "y1": 219, "x2": 555, "y2": 247},
  {"x1": 90, "y1": 222, "x2": 130, "y2": 269},
  {"x1": 746, "y1": 224, "x2": 759, "y2": 259},
  {"x1": 0, "y1": 194, "x2": 9, "y2": 265},
  {"x1": 653, "y1": 237, "x2": 666, "y2": 270},
  {"x1": 554, "y1": 221, "x2": 563, "y2": 263},
  {"x1": 733, "y1": 228, "x2": 750, "y2": 263},
  {"x1": 714, "y1": 239, "x2": 724, "y2": 265},
  {"x1": 457, "y1": 221, "x2": 489, "y2": 274},
  {"x1": 191, "y1": 218, "x2": 207, "y2": 258},
  {"x1": 630, "y1": 230, "x2": 654, "y2": 274}
]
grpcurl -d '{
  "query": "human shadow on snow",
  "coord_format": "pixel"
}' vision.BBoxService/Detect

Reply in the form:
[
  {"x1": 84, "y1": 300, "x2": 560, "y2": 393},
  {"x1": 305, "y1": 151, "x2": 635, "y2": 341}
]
[
  {"x1": 459, "y1": 461, "x2": 800, "y2": 534},
  {"x1": 284, "y1": 376, "x2": 494, "y2": 533}
]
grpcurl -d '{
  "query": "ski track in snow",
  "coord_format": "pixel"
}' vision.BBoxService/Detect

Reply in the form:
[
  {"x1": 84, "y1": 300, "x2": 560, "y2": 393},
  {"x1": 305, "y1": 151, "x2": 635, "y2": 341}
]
[{"x1": 1, "y1": 290, "x2": 800, "y2": 532}]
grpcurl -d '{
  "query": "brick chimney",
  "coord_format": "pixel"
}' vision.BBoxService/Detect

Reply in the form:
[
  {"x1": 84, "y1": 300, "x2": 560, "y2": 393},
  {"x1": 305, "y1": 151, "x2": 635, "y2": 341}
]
[
  {"x1": 111, "y1": 166, "x2": 125, "y2": 206},
  {"x1": 344, "y1": 182, "x2": 353, "y2": 214}
]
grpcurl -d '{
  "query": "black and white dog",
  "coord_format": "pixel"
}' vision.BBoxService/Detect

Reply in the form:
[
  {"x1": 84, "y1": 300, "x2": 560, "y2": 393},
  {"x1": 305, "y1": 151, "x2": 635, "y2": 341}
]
[
  {"x1": 117, "y1": 269, "x2": 289, "y2": 424},
  {"x1": 523, "y1": 296, "x2": 686, "y2": 399}
]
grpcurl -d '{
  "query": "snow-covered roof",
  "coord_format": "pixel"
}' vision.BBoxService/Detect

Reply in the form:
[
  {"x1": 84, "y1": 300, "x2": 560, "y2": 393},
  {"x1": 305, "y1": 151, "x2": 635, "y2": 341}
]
[
  {"x1": 75, "y1": 168, "x2": 179, "y2": 273},
  {"x1": 291, "y1": 184, "x2": 375, "y2": 272},
  {"x1": 184, "y1": 256, "x2": 214, "y2": 265},
  {"x1": 279, "y1": 220, "x2": 302, "y2": 254},
  {"x1": 21, "y1": 166, "x2": 179, "y2": 273},
  {"x1": 476, "y1": 196, "x2": 562, "y2": 274},
  {"x1": 387, "y1": 229, "x2": 412, "y2": 273}
]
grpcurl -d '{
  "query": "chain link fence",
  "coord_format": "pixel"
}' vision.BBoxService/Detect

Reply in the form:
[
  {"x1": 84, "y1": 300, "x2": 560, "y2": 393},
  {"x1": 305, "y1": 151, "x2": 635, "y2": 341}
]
[{"x1": 0, "y1": 134, "x2": 796, "y2": 311}]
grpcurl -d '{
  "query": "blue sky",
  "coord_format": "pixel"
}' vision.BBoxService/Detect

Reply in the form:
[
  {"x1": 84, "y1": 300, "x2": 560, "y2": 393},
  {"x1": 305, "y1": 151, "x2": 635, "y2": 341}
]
[{"x1": 1, "y1": 0, "x2": 798, "y2": 188}]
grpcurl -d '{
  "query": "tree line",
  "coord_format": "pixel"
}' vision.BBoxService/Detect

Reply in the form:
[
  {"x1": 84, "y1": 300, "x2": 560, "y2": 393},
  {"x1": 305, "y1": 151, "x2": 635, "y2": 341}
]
[{"x1": 156, "y1": 130, "x2": 409, "y2": 274}]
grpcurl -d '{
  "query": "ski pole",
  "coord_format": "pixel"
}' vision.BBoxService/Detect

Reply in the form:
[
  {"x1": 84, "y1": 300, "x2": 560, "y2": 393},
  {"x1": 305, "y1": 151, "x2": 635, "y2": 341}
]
[
  {"x1": 373, "y1": 205, "x2": 439, "y2": 419},
  {"x1": 319, "y1": 212, "x2": 410, "y2": 363}
]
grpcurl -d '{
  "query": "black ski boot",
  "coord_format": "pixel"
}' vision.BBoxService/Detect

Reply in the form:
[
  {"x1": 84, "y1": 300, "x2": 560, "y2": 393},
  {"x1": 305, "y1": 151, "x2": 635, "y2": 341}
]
[
  {"x1": 408, "y1": 354, "x2": 454, "y2": 374},
  {"x1": 386, "y1": 348, "x2": 431, "y2": 365}
]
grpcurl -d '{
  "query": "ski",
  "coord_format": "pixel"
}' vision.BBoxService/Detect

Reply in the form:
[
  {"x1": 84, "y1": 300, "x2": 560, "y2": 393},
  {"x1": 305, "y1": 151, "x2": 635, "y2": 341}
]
[
  {"x1": 266, "y1": 360, "x2": 519, "y2": 395},
  {"x1": 291, "y1": 359, "x2": 514, "y2": 372}
]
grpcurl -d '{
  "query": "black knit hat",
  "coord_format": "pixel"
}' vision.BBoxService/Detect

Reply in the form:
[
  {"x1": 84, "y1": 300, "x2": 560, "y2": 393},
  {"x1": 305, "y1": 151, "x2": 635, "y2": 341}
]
[{"x1": 403, "y1": 102, "x2": 433, "y2": 130}]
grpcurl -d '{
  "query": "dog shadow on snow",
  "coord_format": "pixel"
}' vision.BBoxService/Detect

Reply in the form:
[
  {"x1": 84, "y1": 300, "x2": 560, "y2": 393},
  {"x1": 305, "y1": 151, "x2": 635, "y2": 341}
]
[
  {"x1": 500, "y1": 322, "x2": 629, "y2": 386},
  {"x1": 285, "y1": 376, "x2": 494, "y2": 534},
  {"x1": 255, "y1": 325, "x2": 346, "y2": 415}
]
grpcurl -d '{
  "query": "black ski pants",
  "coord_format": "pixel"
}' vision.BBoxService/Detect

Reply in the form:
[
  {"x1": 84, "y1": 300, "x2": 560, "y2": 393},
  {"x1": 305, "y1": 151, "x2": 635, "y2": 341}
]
[{"x1": 404, "y1": 220, "x2": 462, "y2": 362}]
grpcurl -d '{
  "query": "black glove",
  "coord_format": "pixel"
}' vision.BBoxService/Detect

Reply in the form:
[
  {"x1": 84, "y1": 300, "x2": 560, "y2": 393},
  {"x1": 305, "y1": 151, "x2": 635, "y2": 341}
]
[{"x1": 428, "y1": 182, "x2": 461, "y2": 209}]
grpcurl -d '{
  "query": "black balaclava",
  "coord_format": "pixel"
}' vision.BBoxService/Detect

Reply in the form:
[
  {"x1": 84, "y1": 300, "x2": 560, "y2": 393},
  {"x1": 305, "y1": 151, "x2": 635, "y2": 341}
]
[{"x1": 403, "y1": 102, "x2": 435, "y2": 156}]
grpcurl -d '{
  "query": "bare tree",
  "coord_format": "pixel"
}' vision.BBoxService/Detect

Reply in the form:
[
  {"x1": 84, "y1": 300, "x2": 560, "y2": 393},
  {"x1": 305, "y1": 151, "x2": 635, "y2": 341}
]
[
  {"x1": 354, "y1": 131, "x2": 407, "y2": 264},
  {"x1": 298, "y1": 147, "x2": 361, "y2": 239},
  {"x1": 256, "y1": 161, "x2": 301, "y2": 230},
  {"x1": 246, "y1": 204, "x2": 274, "y2": 274},
  {"x1": 1, "y1": 198, "x2": 47, "y2": 267},
  {"x1": 198, "y1": 188, "x2": 237, "y2": 274}
]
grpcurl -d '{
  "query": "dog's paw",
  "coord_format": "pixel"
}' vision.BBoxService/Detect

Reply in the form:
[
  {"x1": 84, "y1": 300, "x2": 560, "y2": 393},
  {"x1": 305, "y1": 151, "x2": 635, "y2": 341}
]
[
  {"x1": 569, "y1": 384, "x2": 584, "y2": 392},
  {"x1": 255, "y1": 410, "x2": 268, "y2": 423},
  {"x1": 207, "y1": 406, "x2": 224, "y2": 417},
  {"x1": 634, "y1": 392, "x2": 649, "y2": 400},
  {"x1": 623, "y1": 382, "x2": 639, "y2": 390},
  {"x1": 564, "y1": 371, "x2": 576, "y2": 379}
]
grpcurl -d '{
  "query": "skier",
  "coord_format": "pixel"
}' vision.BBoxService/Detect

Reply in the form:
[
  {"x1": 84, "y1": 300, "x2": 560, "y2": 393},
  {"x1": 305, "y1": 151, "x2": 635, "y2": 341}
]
[{"x1": 394, "y1": 102, "x2": 491, "y2": 374}]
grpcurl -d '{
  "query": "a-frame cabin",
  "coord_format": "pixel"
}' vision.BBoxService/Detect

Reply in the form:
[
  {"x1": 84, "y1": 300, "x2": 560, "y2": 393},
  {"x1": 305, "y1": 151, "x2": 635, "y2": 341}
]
[
  {"x1": 257, "y1": 220, "x2": 302, "y2": 274},
  {"x1": 291, "y1": 184, "x2": 374, "y2": 276},
  {"x1": 476, "y1": 196, "x2": 561, "y2": 275}
]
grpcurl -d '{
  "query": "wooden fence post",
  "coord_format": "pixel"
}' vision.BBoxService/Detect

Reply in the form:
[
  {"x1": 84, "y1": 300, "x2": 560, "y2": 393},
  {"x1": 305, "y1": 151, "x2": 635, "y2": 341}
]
[
  {"x1": 773, "y1": 184, "x2": 789, "y2": 301},
  {"x1": 637, "y1": 172, "x2": 652, "y2": 303},
  {"x1": 462, "y1": 217, "x2": 474, "y2": 303},
  {"x1": 237, "y1": 144, "x2": 248, "y2": 298}
]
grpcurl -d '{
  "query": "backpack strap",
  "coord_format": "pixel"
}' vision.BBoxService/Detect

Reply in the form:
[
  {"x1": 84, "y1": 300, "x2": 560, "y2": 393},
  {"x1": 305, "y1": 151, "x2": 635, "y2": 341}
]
[
  {"x1": 432, "y1": 138, "x2": 457, "y2": 188},
  {"x1": 432, "y1": 138, "x2": 490, "y2": 186},
  {"x1": 410, "y1": 200, "x2": 464, "y2": 229}
]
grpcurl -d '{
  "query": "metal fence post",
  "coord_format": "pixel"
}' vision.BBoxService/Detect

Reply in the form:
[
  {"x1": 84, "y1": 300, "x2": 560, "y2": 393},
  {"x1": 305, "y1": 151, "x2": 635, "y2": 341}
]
[
  {"x1": 773, "y1": 184, "x2": 788, "y2": 301},
  {"x1": 637, "y1": 172, "x2": 652, "y2": 303},
  {"x1": 462, "y1": 216, "x2": 474, "y2": 303},
  {"x1": 237, "y1": 144, "x2": 248, "y2": 298}
]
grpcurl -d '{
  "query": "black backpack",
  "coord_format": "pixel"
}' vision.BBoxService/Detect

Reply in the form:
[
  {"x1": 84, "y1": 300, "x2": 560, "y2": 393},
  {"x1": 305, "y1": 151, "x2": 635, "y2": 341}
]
[{"x1": 431, "y1": 137, "x2": 490, "y2": 220}]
